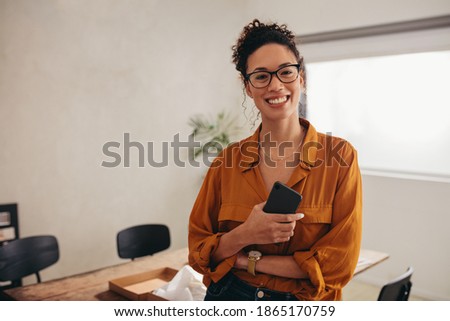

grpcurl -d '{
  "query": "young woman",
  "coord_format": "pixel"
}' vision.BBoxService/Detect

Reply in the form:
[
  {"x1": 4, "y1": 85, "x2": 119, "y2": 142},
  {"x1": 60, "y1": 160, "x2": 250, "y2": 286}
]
[{"x1": 188, "y1": 19, "x2": 362, "y2": 301}]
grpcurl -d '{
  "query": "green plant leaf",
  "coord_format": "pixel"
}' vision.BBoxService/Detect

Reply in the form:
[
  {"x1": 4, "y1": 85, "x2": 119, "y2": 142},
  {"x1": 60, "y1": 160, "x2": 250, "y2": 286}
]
[{"x1": 188, "y1": 111, "x2": 242, "y2": 159}]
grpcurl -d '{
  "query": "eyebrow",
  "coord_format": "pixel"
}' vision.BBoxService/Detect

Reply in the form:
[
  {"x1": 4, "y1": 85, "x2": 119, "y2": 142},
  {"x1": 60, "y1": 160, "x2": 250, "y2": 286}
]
[{"x1": 250, "y1": 62, "x2": 295, "y2": 73}]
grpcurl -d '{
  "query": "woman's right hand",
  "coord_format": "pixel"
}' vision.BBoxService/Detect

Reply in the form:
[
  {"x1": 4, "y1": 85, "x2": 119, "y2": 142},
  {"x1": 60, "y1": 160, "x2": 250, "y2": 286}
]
[{"x1": 240, "y1": 201, "x2": 304, "y2": 245}]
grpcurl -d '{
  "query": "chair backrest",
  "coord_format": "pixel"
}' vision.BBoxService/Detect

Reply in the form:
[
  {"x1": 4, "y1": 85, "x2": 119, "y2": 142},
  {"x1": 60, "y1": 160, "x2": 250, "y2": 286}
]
[
  {"x1": 378, "y1": 266, "x2": 414, "y2": 301},
  {"x1": 0, "y1": 235, "x2": 59, "y2": 289},
  {"x1": 117, "y1": 224, "x2": 170, "y2": 260},
  {"x1": 0, "y1": 203, "x2": 19, "y2": 246}
]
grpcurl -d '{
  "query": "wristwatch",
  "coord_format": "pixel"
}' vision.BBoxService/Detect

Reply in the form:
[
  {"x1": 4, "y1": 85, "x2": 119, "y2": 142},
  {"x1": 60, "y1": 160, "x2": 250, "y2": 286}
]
[{"x1": 247, "y1": 250, "x2": 262, "y2": 276}]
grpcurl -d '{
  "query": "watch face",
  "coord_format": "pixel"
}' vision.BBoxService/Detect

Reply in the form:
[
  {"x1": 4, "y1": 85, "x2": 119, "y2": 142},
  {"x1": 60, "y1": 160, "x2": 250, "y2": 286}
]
[{"x1": 248, "y1": 250, "x2": 262, "y2": 259}]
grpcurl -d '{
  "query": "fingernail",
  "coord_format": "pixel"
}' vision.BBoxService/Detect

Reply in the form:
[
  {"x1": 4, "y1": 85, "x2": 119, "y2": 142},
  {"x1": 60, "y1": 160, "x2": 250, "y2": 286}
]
[{"x1": 297, "y1": 213, "x2": 304, "y2": 219}]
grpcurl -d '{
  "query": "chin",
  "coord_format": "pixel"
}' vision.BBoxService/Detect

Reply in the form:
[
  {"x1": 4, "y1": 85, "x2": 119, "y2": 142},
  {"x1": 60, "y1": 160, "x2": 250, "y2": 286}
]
[{"x1": 263, "y1": 107, "x2": 298, "y2": 121}]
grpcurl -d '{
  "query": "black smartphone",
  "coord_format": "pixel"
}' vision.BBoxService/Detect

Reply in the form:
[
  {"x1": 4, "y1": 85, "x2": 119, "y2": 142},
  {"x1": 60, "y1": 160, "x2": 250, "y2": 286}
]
[{"x1": 263, "y1": 181, "x2": 302, "y2": 214}]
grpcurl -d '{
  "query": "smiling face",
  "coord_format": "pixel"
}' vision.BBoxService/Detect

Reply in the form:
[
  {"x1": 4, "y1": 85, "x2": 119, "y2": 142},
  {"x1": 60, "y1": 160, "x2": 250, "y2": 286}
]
[{"x1": 245, "y1": 43, "x2": 304, "y2": 123}]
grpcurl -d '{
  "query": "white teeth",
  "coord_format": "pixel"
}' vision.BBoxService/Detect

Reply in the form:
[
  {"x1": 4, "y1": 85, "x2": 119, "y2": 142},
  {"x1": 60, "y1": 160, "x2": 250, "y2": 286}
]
[{"x1": 268, "y1": 96, "x2": 288, "y2": 104}]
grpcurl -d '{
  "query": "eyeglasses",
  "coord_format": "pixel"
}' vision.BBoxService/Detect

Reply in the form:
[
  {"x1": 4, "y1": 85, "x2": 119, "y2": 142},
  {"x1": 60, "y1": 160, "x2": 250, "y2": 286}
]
[{"x1": 245, "y1": 64, "x2": 301, "y2": 89}]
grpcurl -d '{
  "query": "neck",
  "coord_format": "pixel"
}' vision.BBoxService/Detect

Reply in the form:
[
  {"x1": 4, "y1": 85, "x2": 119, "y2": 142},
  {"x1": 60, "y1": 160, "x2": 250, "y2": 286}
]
[{"x1": 259, "y1": 115, "x2": 302, "y2": 145}]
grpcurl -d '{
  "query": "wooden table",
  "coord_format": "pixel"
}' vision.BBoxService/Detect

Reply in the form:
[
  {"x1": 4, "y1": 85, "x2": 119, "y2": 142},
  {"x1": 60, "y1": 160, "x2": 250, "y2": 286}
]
[
  {"x1": 4, "y1": 248, "x2": 388, "y2": 301},
  {"x1": 4, "y1": 247, "x2": 189, "y2": 301},
  {"x1": 354, "y1": 249, "x2": 389, "y2": 276}
]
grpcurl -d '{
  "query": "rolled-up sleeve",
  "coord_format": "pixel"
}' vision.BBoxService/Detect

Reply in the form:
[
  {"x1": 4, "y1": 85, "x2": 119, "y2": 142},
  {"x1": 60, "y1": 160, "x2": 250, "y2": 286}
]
[
  {"x1": 293, "y1": 142, "x2": 362, "y2": 300},
  {"x1": 188, "y1": 157, "x2": 237, "y2": 284}
]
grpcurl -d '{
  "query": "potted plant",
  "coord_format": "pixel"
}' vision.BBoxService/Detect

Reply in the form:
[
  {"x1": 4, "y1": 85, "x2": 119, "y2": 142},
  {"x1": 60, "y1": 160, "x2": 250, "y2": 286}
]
[{"x1": 188, "y1": 111, "x2": 243, "y2": 162}]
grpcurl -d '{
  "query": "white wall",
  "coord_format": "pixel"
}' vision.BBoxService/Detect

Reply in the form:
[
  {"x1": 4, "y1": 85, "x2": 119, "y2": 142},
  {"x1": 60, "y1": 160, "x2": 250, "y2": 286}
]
[
  {"x1": 242, "y1": 0, "x2": 450, "y2": 34},
  {"x1": 0, "y1": 0, "x2": 247, "y2": 281},
  {"x1": 1, "y1": 0, "x2": 449, "y2": 299},
  {"x1": 358, "y1": 175, "x2": 450, "y2": 300}
]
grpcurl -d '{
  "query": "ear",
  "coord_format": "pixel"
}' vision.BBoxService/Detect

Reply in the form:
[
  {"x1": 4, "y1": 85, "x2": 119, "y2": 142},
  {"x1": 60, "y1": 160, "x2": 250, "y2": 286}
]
[
  {"x1": 299, "y1": 74, "x2": 306, "y2": 92},
  {"x1": 245, "y1": 82, "x2": 253, "y2": 98}
]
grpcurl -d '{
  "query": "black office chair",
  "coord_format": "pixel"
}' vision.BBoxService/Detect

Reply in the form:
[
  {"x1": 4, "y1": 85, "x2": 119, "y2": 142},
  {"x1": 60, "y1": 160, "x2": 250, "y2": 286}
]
[
  {"x1": 377, "y1": 266, "x2": 414, "y2": 301},
  {"x1": 0, "y1": 235, "x2": 59, "y2": 290},
  {"x1": 117, "y1": 224, "x2": 170, "y2": 260}
]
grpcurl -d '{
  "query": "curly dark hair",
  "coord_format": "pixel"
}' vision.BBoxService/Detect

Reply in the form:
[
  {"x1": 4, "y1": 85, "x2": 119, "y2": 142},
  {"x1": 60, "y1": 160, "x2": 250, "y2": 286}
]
[{"x1": 232, "y1": 19, "x2": 305, "y2": 86}]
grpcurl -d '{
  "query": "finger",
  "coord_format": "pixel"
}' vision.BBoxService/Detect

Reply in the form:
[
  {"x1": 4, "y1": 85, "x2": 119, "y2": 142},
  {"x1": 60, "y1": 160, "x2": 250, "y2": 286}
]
[
  {"x1": 275, "y1": 236, "x2": 291, "y2": 243},
  {"x1": 253, "y1": 201, "x2": 267, "y2": 212},
  {"x1": 295, "y1": 213, "x2": 305, "y2": 220},
  {"x1": 254, "y1": 201, "x2": 267, "y2": 210},
  {"x1": 277, "y1": 235, "x2": 292, "y2": 242},
  {"x1": 277, "y1": 229, "x2": 295, "y2": 238},
  {"x1": 271, "y1": 213, "x2": 304, "y2": 223},
  {"x1": 267, "y1": 214, "x2": 291, "y2": 222},
  {"x1": 277, "y1": 221, "x2": 296, "y2": 232}
]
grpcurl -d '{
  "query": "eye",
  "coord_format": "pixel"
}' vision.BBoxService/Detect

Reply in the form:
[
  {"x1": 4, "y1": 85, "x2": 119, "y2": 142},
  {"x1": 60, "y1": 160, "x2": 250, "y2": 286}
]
[
  {"x1": 252, "y1": 73, "x2": 269, "y2": 81},
  {"x1": 281, "y1": 70, "x2": 293, "y2": 75},
  {"x1": 278, "y1": 66, "x2": 298, "y2": 80}
]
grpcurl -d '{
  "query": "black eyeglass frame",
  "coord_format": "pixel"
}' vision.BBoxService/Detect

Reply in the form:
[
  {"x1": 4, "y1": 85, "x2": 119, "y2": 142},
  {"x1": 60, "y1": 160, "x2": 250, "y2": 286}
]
[{"x1": 245, "y1": 63, "x2": 301, "y2": 89}]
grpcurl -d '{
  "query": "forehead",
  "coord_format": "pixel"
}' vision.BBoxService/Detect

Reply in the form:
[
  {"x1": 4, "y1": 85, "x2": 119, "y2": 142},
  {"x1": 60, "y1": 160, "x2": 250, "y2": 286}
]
[{"x1": 246, "y1": 43, "x2": 297, "y2": 72}]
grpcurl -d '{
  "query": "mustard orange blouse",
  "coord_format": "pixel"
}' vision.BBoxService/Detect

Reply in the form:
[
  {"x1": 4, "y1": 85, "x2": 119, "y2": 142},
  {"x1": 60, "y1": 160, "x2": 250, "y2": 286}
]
[{"x1": 188, "y1": 118, "x2": 362, "y2": 300}]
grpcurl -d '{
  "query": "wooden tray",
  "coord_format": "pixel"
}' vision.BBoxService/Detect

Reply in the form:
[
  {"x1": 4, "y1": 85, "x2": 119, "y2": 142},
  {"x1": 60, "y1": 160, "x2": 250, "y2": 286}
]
[{"x1": 109, "y1": 267, "x2": 178, "y2": 300}]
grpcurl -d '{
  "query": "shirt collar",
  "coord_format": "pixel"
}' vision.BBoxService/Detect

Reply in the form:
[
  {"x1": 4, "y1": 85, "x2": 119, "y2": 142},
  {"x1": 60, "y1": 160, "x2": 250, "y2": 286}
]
[{"x1": 238, "y1": 118, "x2": 319, "y2": 172}]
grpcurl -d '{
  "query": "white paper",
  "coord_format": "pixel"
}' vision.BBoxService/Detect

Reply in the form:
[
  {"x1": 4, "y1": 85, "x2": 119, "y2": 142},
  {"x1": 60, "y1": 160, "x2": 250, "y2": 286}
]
[
  {"x1": 153, "y1": 265, "x2": 206, "y2": 301},
  {"x1": 357, "y1": 256, "x2": 374, "y2": 267}
]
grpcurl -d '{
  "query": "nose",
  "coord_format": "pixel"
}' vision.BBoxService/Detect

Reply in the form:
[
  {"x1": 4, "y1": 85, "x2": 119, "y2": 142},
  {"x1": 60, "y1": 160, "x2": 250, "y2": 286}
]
[{"x1": 267, "y1": 74, "x2": 284, "y2": 91}]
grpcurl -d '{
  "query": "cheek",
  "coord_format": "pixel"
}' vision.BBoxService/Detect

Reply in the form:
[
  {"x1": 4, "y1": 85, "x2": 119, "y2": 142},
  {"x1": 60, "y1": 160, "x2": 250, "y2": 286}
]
[{"x1": 292, "y1": 81, "x2": 303, "y2": 97}]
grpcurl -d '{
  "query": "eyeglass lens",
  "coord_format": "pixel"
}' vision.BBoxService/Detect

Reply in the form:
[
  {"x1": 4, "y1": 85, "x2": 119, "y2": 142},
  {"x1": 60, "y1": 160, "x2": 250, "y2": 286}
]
[{"x1": 248, "y1": 65, "x2": 299, "y2": 88}]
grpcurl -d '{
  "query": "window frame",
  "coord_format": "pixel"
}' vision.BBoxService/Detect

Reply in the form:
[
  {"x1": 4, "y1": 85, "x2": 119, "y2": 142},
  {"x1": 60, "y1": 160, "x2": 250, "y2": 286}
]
[{"x1": 296, "y1": 15, "x2": 450, "y2": 183}]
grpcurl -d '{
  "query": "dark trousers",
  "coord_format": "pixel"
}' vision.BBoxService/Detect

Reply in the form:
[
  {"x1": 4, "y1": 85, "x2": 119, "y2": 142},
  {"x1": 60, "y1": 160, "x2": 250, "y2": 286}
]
[{"x1": 204, "y1": 272, "x2": 298, "y2": 301}]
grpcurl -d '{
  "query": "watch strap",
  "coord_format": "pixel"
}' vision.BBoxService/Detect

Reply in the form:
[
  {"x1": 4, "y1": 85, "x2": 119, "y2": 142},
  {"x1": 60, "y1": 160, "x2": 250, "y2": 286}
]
[{"x1": 247, "y1": 258, "x2": 257, "y2": 276}]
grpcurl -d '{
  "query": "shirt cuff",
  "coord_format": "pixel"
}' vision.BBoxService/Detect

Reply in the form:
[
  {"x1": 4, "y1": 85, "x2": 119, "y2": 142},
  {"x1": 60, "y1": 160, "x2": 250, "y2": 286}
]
[
  {"x1": 209, "y1": 255, "x2": 237, "y2": 283},
  {"x1": 293, "y1": 250, "x2": 325, "y2": 296},
  {"x1": 191, "y1": 233, "x2": 237, "y2": 283}
]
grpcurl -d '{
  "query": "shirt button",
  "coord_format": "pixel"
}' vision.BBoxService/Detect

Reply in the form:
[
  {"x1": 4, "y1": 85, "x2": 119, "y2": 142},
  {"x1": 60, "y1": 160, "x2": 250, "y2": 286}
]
[{"x1": 257, "y1": 290, "x2": 264, "y2": 299}]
